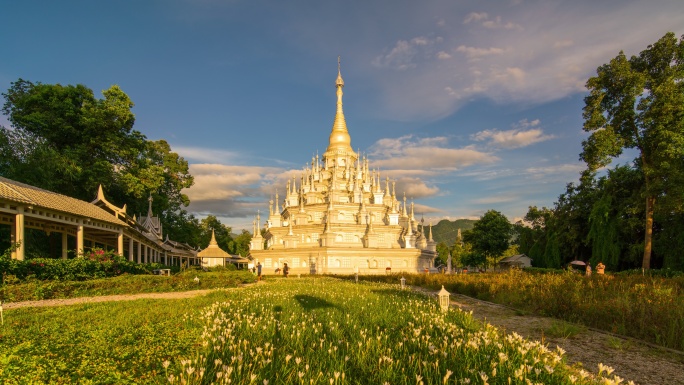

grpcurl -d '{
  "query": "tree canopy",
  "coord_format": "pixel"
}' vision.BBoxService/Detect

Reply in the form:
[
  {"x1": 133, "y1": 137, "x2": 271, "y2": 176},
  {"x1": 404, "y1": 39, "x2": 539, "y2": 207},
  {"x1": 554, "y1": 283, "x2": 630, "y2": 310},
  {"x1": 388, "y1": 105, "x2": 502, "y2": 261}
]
[
  {"x1": 462, "y1": 210, "x2": 512, "y2": 269},
  {"x1": 581, "y1": 32, "x2": 684, "y2": 268},
  {"x1": 1, "y1": 79, "x2": 198, "y2": 247}
]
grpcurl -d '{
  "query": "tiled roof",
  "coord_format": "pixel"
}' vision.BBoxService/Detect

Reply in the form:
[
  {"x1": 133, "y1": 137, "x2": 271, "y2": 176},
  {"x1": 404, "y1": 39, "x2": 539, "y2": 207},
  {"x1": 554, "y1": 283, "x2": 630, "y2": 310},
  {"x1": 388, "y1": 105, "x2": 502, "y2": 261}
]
[
  {"x1": 0, "y1": 176, "x2": 126, "y2": 226},
  {"x1": 198, "y1": 244, "x2": 231, "y2": 258}
]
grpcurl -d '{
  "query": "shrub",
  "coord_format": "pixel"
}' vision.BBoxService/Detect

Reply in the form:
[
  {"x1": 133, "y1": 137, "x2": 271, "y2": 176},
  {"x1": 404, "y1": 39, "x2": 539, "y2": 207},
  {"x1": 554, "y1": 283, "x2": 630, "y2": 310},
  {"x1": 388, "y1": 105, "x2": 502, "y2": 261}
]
[{"x1": 0, "y1": 247, "x2": 168, "y2": 281}]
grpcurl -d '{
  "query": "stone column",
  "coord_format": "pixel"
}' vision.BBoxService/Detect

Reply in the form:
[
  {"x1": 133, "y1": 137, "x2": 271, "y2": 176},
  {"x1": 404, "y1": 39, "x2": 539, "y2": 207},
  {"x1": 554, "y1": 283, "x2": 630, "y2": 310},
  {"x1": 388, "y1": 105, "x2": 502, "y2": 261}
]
[
  {"x1": 128, "y1": 238, "x2": 134, "y2": 262},
  {"x1": 76, "y1": 222, "x2": 84, "y2": 257},
  {"x1": 14, "y1": 208, "x2": 25, "y2": 260},
  {"x1": 117, "y1": 229, "x2": 124, "y2": 256},
  {"x1": 61, "y1": 232, "x2": 68, "y2": 259},
  {"x1": 137, "y1": 241, "x2": 142, "y2": 264},
  {"x1": 144, "y1": 246, "x2": 148, "y2": 264}
]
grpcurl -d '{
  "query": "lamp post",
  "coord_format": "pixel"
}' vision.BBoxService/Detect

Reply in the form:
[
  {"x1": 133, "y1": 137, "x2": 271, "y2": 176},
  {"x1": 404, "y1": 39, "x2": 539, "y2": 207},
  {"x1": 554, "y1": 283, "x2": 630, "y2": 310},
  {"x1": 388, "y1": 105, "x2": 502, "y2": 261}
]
[
  {"x1": 400, "y1": 276, "x2": 406, "y2": 289},
  {"x1": 355, "y1": 273, "x2": 358, "y2": 283},
  {"x1": 438, "y1": 285, "x2": 450, "y2": 312}
]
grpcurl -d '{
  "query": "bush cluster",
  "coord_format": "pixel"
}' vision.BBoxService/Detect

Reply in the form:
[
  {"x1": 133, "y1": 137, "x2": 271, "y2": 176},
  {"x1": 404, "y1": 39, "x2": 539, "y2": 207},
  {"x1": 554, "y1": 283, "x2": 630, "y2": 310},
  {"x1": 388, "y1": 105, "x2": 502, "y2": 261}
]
[{"x1": 0, "y1": 248, "x2": 172, "y2": 281}]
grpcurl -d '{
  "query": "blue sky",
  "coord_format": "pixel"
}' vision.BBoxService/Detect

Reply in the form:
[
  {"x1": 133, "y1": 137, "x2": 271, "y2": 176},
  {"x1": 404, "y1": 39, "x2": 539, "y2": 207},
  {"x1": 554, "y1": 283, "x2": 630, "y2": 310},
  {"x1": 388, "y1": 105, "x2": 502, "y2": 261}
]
[{"x1": 1, "y1": 0, "x2": 683, "y2": 231}]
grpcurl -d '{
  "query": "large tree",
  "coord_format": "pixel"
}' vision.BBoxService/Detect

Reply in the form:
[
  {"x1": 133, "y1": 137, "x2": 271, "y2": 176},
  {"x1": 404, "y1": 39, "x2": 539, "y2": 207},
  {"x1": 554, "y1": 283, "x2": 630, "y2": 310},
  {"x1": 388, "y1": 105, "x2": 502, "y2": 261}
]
[
  {"x1": 581, "y1": 32, "x2": 684, "y2": 269},
  {"x1": 462, "y1": 210, "x2": 512, "y2": 269},
  {"x1": 1, "y1": 79, "x2": 194, "y2": 232}
]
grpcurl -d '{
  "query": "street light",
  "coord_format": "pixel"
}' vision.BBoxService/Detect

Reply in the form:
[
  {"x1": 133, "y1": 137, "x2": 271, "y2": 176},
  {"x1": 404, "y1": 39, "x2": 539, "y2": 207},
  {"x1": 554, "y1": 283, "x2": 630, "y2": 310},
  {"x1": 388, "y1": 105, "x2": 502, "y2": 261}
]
[{"x1": 438, "y1": 285, "x2": 450, "y2": 312}]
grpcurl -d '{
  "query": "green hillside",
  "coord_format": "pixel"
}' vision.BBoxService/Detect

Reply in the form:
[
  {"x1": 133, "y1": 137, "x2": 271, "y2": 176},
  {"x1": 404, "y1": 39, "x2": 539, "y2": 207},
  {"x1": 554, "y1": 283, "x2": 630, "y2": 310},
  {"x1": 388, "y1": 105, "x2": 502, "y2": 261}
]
[{"x1": 422, "y1": 218, "x2": 476, "y2": 246}]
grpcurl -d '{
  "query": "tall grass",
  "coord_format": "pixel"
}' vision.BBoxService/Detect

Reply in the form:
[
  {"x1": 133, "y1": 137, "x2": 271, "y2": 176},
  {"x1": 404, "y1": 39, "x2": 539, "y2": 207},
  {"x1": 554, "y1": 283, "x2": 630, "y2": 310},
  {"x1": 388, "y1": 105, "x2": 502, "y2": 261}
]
[
  {"x1": 363, "y1": 270, "x2": 684, "y2": 351},
  {"x1": 168, "y1": 278, "x2": 625, "y2": 385},
  {"x1": 0, "y1": 291, "x2": 229, "y2": 384}
]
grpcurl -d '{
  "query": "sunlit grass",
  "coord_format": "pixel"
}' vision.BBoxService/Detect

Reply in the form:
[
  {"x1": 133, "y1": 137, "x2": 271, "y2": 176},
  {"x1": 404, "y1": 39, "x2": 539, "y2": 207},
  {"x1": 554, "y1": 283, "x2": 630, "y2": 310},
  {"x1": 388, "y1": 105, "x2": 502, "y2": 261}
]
[
  {"x1": 545, "y1": 321, "x2": 585, "y2": 339},
  {"x1": 359, "y1": 270, "x2": 684, "y2": 351},
  {"x1": 167, "y1": 278, "x2": 629, "y2": 385}
]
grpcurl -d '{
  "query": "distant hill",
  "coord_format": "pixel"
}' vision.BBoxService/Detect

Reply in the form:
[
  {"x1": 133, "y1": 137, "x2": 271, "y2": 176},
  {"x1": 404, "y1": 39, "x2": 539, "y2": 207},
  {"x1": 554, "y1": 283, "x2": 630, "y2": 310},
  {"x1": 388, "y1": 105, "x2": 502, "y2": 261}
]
[{"x1": 422, "y1": 219, "x2": 477, "y2": 246}]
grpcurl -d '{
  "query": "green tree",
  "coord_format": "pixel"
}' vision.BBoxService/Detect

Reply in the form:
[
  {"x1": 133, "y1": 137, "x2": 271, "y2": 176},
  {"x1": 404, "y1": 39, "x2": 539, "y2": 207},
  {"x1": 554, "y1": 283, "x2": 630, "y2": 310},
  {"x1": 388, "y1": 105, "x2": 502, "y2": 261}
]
[
  {"x1": 435, "y1": 242, "x2": 450, "y2": 267},
  {"x1": 1, "y1": 79, "x2": 195, "y2": 247},
  {"x1": 514, "y1": 206, "x2": 553, "y2": 266},
  {"x1": 231, "y1": 230, "x2": 253, "y2": 257},
  {"x1": 587, "y1": 165, "x2": 644, "y2": 270},
  {"x1": 462, "y1": 210, "x2": 512, "y2": 269},
  {"x1": 581, "y1": 32, "x2": 684, "y2": 269},
  {"x1": 199, "y1": 216, "x2": 233, "y2": 252},
  {"x1": 2, "y1": 80, "x2": 142, "y2": 200}
]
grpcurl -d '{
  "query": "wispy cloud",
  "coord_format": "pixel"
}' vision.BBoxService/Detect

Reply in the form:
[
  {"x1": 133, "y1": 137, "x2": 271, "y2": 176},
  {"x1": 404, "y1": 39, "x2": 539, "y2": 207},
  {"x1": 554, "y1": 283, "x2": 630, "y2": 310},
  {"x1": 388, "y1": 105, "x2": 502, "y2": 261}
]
[
  {"x1": 463, "y1": 12, "x2": 489, "y2": 24},
  {"x1": 455, "y1": 45, "x2": 505, "y2": 60},
  {"x1": 372, "y1": 36, "x2": 443, "y2": 70},
  {"x1": 366, "y1": 3, "x2": 683, "y2": 121},
  {"x1": 173, "y1": 146, "x2": 242, "y2": 164},
  {"x1": 471, "y1": 119, "x2": 554, "y2": 149},
  {"x1": 525, "y1": 163, "x2": 585, "y2": 179},
  {"x1": 471, "y1": 194, "x2": 519, "y2": 205},
  {"x1": 369, "y1": 134, "x2": 498, "y2": 172}
]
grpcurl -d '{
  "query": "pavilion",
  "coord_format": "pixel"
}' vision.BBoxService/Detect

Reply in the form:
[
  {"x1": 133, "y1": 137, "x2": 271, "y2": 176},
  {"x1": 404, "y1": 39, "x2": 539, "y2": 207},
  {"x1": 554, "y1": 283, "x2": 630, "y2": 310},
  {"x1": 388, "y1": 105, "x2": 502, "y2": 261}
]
[{"x1": 0, "y1": 176, "x2": 199, "y2": 265}]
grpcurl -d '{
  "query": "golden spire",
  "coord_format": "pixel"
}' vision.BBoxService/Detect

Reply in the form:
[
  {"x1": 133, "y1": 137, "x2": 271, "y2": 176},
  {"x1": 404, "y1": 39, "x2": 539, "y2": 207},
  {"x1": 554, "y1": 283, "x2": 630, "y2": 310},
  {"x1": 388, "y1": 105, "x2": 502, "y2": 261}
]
[{"x1": 326, "y1": 56, "x2": 355, "y2": 156}]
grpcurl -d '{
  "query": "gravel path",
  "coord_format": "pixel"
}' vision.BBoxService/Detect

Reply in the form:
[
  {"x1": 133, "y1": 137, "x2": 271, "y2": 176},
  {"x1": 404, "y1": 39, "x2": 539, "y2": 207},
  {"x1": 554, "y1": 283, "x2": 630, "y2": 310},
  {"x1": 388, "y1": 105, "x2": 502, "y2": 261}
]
[{"x1": 3, "y1": 282, "x2": 682, "y2": 385}]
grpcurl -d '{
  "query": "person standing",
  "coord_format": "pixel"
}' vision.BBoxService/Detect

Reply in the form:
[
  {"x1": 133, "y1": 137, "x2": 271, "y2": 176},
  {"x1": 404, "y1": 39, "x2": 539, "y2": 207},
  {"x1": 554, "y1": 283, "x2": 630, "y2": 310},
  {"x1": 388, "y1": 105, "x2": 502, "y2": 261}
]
[
  {"x1": 283, "y1": 262, "x2": 289, "y2": 278},
  {"x1": 257, "y1": 262, "x2": 262, "y2": 281}
]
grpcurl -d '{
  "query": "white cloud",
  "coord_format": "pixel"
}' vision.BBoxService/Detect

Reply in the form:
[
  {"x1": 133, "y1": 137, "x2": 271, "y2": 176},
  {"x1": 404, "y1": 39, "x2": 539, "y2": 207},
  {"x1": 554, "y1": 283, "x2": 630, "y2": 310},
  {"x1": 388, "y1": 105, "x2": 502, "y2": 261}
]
[
  {"x1": 471, "y1": 194, "x2": 519, "y2": 205},
  {"x1": 369, "y1": 135, "x2": 498, "y2": 171},
  {"x1": 472, "y1": 128, "x2": 553, "y2": 149},
  {"x1": 436, "y1": 51, "x2": 452, "y2": 59},
  {"x1": 525, "y1": 163, "x2": 585, "y2": 179},
  {"x1": 173, "y1": 146, "x2": 241, "y2": 164},
  {"x1": 463, "y1": 12, "x2": 522, "y2": 30},
  {"x1": 372, "y1": 36, "x2": 442, "y2": 70},
  {"x1": 455, "y1": 45, "x2": 505, "y2": 60},
  {"x1": 553, "y1": 39, "x2": 574, "y2": 48},
  {"x1": 367, "y1": 2, "x2": 684, "y2": 121},
  {"x1": 463, "y1": 12, "x2": 488, "y2": 24},
  {"x1": 482, "y1": 16, "x2": 523, "y2": 31},
  {"x1": 394, "y1": 177, "x2": 440, "y2": 199}
]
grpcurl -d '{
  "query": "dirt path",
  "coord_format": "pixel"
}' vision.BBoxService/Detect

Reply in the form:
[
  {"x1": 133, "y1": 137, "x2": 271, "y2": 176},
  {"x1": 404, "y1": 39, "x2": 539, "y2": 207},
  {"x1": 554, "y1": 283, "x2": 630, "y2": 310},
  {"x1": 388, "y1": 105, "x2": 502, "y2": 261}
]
[
  {"x1": 4, "y1": 283, "x2": 683, "y2": 385},
  {"x1": 445, "y1": 292, "x2": 684, "y2": 385},
  {"x1": 0, "y1": 285, "x2": 259, "y2": 310}
]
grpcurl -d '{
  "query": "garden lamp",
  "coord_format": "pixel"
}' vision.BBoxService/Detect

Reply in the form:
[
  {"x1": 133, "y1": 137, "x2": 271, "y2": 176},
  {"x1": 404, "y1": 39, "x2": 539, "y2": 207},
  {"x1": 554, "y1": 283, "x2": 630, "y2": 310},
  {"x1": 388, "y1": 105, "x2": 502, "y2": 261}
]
[
  {"x1": 438, "y1": 285, "x2": 450, "y2": 312},
  {"x1": 400, "y1": 277, "x2": 406, "y2": 289}
]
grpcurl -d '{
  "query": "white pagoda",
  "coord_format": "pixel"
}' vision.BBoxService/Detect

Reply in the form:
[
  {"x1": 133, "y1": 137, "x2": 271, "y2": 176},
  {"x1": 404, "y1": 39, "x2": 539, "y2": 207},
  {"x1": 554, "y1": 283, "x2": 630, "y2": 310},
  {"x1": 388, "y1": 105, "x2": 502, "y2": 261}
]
[{"x1": 248, "y1": 60, "x2": 437, "y2": 275}]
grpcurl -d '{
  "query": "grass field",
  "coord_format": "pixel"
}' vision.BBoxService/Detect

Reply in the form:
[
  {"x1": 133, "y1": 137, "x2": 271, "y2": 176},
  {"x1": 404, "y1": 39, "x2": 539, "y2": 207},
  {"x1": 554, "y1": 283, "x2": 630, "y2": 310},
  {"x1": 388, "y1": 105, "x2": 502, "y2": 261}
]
[
  {"x1": 1, "y1": 277, "x2": 630, "y2": 384},
  {"x1": 362, "y1": 269, "x2": 684, "y2": 352}
]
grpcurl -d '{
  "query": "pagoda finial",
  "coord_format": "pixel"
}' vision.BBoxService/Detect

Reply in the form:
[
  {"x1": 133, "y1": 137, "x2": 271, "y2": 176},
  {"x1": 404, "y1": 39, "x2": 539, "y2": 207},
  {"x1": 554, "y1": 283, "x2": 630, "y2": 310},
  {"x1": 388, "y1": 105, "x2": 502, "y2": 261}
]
[
  {"x1": 147, "y1": 193, "x2": 153, "y2": 217},
  {"x1": 429, "y1": 222, "x2": 434, "y2": 242},
  {"x1": 209, "y1": 229, "x2": 218, "y2": 246},
  {"x1": 326, "y1": 57, "x2": 353, "y2": 157},
  {"x1": 336, "y1": 56, "x2": 344, "y2": 87}
]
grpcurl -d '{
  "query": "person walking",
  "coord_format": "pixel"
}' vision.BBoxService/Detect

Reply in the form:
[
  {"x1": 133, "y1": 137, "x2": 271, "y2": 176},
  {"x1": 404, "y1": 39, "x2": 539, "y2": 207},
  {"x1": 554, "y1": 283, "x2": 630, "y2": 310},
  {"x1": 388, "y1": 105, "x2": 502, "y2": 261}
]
[
  {"x1": 283, "y1": 262, "x2": 289, "y2": 278},
  {"x1": 257, "y1": 262, "x2": 262, "y2": 281}
]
